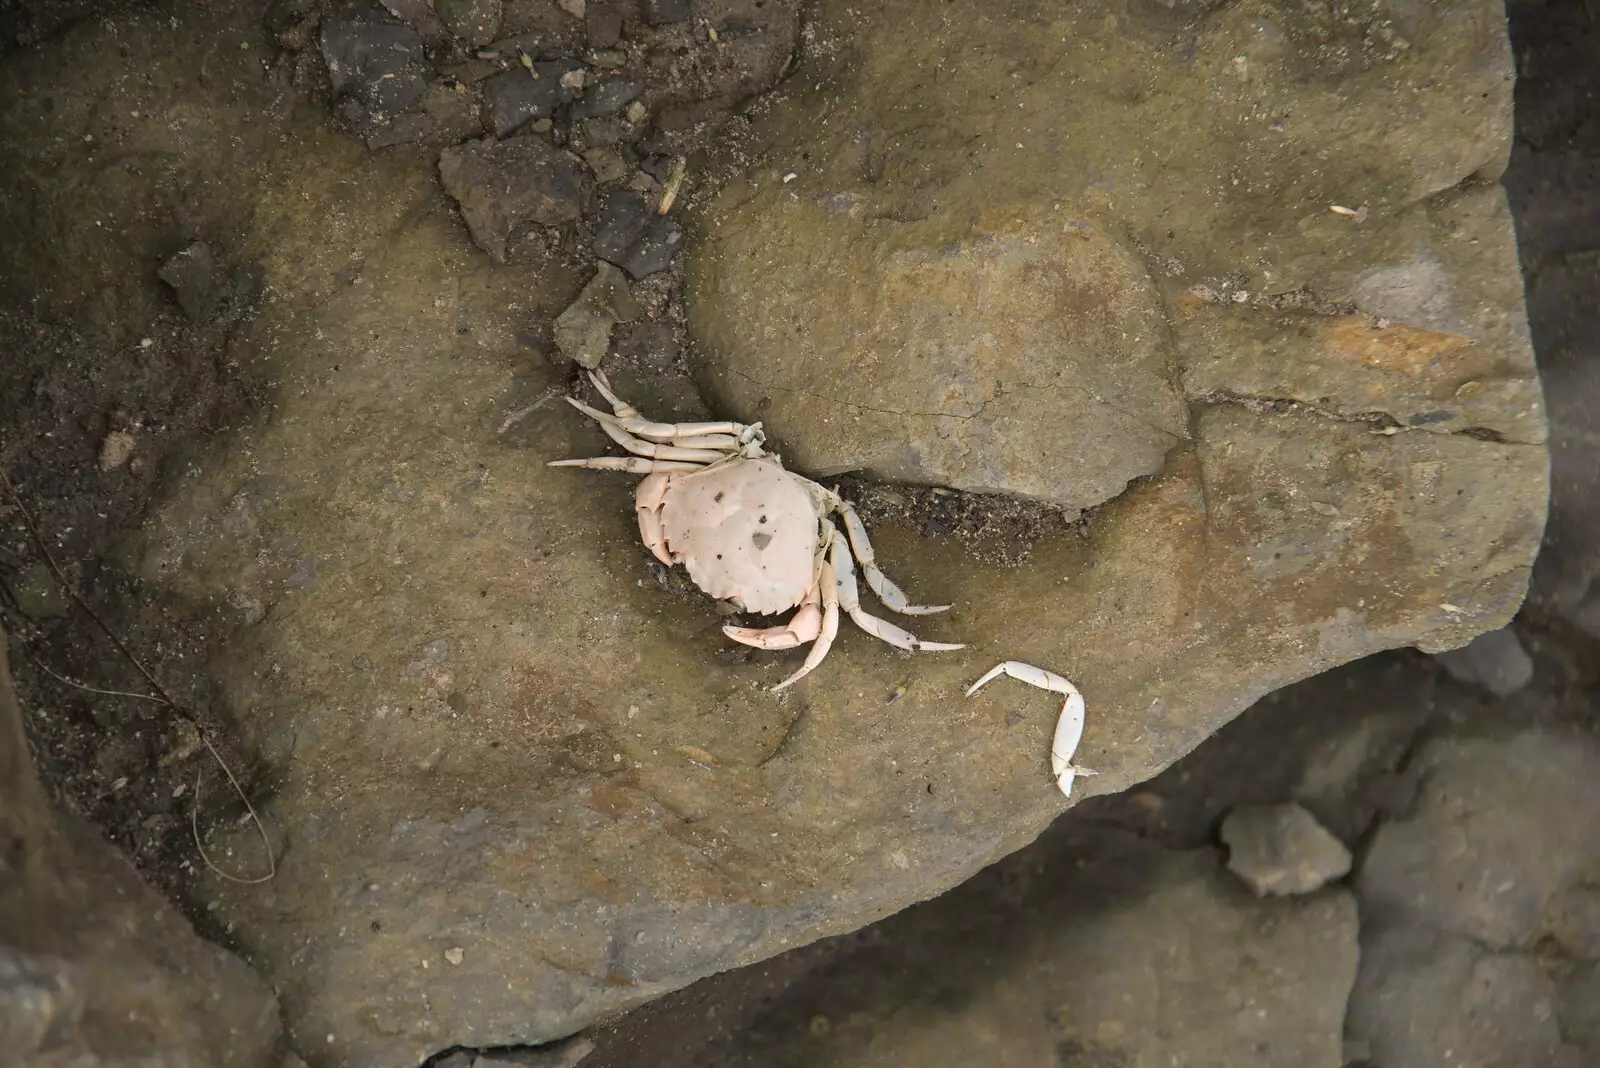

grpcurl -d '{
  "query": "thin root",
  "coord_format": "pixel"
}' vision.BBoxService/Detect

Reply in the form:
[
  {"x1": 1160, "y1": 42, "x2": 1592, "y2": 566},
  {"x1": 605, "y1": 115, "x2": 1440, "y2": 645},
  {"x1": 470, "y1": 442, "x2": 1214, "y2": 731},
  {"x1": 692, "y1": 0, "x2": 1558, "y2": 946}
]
[{"x1": 2, "y1": 465, "x2": 276, "y2": 883}]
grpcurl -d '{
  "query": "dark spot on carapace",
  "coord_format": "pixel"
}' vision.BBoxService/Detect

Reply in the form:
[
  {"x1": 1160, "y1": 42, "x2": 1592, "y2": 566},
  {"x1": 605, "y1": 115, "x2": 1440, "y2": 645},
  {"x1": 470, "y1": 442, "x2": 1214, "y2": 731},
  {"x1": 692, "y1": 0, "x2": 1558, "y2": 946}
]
[
  {"x1": 759, "y1": 514, "x2": 768, "y2": 524},
  {"x1": 714, "y1": 491, "x2": 725, "y2": 502},
  {"x1": 752, "y1": 532, "x2": 773, "y2": 550}
]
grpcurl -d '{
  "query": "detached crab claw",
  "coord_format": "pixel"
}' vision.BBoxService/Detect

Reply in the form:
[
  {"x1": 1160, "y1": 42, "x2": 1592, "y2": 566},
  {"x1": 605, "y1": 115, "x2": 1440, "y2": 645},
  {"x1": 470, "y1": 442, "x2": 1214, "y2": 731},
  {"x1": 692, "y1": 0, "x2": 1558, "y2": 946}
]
[{"x1": 966, "y1": 661, "x2": 1092, "y2": 797}]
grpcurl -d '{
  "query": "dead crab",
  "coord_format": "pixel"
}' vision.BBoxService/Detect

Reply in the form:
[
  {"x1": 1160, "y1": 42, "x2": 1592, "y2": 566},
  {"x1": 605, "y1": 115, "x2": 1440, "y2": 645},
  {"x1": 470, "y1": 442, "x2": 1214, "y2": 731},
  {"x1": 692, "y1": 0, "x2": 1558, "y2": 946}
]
[{"x1": 549, "y1": 370, "x2": 963, "y2": 690}]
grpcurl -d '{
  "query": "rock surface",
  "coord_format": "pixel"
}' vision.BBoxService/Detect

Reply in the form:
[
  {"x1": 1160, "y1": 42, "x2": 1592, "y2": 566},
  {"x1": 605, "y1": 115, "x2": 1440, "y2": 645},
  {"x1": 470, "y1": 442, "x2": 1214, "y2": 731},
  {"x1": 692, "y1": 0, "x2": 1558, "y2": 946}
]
[
  {"x1": 0, "y1": 629, "x2": 286, "y2": 1068},
  {"x1": 688, "y1": 0, "x2": 1545, "y2": 510},
  {"x1": 321, "y1": 2, "x2": 430, "y2": 145},
  {"x1": 0, "y1": 2, "x2": 1547, "y2": 1066},
  {"x1": 1220, "y1": 802, "x2": 1352, "y2": 897},
  {"x1": 1348, "y1": 729, "x2": 1600, "y2": 1067},
  {"x1": 586, "y1": 828, "x2": 1360, "y2": 1068},
  {"x1": 554, "y1": 262, "x2": 640, "y2": 368},
  {"x1": 439, "y1": 135, "x2": 593, "y2": 262}
]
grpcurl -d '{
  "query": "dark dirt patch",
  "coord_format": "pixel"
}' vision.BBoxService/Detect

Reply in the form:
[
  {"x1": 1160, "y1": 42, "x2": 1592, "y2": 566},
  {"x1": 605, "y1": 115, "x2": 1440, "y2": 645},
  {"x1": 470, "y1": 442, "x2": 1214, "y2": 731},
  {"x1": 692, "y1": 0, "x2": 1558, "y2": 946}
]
[{"x1": 0, "y1": 296, "x2": 269, "y2": 898}]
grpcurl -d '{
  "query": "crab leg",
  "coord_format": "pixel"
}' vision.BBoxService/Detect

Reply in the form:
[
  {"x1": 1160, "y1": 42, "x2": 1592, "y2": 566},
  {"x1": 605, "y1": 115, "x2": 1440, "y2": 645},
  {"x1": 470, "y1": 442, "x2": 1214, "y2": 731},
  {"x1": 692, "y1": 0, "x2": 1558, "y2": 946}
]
[
  {"x1": 635, "y1": 474, "x2": 675, "y2": 566},
  {"x1": 723, "y1": 587, "x2": 824, "y2": 650},
  {"x1": 548, "y1": 457, "x2": 705, "y2": 474},
  {"x1": 965, "y1": 661, "x2": 1093, "y2": 798},
  {"x1": 569, "y1": 400, "x2": 732, "y2": 463},
  {"x1": 564, "y1": 396, "x2": 743, "y2": 452},
  {"x1": 835, "y1": 502, "x2": 950, "y2": 616},
  {"x1": 832, "y1": 532, "x2": 964, "y2": 653},
  {"x1": 771, "y1": 547, "x2": 840, "y2": 693},
  {"x1": 587, "y1": 371, "x2": 759, "y2": 443}
]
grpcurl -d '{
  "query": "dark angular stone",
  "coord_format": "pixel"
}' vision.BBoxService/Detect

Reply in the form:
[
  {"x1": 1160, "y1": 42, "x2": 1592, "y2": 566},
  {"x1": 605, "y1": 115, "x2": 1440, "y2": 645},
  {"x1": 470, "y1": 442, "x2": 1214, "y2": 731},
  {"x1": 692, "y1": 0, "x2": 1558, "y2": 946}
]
[
  {"x1": 572, "y1": 77, "x2": 640, "y2": 119},
  {"x1": 157, "y1": 242, "x2": 234, "y2": 322},
  {"x1": 618, "y1": 214, "x2": 684, "y2": 279},
  {"x1": 482, "y1": 60, "x2": 582, "y2": 136},
  {"x1": 591, "y1": 189, "x2": 651, "y2": 263},
  {"x1": 576, "y1": 116, "x2": 628, "y2": 148},
  {"x1": 439, "y1": 136, "x2": 594, "y2": 262},
  {"x1": 320, "y1": 2, "x2": 427, "y2": 122},
  {"x1": 641, "y1": 0, "x2": 691, "y2": 26}
]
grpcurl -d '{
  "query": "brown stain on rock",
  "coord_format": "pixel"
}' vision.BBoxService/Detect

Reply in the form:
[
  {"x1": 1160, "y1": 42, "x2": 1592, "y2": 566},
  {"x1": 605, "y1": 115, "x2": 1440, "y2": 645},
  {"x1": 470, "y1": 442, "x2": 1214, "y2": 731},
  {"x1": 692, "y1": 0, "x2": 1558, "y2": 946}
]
[{"x1": 1322, "y1": 318, "x2": 1477, "y2": 378}]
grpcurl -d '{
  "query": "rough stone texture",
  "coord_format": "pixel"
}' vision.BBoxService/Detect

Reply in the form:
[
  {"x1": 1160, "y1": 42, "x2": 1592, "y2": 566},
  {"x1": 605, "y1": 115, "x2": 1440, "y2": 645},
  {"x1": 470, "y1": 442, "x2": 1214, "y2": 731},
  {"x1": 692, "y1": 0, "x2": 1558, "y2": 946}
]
[
  {"x1": 693, "y1": 204, "x2": 1188, "y2": 506},
  {"x1": 586, "y1": 829, "x2": 1360, "y2": 1068},
  {"x1": 437, "y1": 0, "x2": 501, "y2": 46},
  {"x1": 1429, "y1": 625, "x2": 1534, "y2": 696},
  {"x1": 688, "y1": 0, "x2": 1546, "y2": 511},
  {"x1": 439, "y1": 135, "x2": 593, "y2": 262},
  {"x1": 0, "y1": 629, "x2": 286, "y2": 1068},
  {"x1": 158, "y1": 240, "x2": 235, "y2": 322},
  {"x1": 0, "y1": 3, "x2": 1547, "y2": 1066},
  {"x1": 481, "y1": 61, "x2": 583, "y2": 138},
  {"x1": 1348, "y1": 729, "x2": 1600, "y2": 1066},
  {"x1": 320, "y1": 2, "x2": 429, "y2": 144},
  {"x1": 1220, "y1": 802, "x2": 1351, "y2": 897}
]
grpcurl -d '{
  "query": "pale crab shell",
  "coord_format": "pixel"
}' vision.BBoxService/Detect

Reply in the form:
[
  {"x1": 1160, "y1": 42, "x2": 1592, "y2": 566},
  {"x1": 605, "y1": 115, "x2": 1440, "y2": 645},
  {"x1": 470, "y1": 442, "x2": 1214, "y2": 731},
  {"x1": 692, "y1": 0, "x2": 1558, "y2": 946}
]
[{"x1": 660, "y1": 456, "x2": 822, "y2": 615}]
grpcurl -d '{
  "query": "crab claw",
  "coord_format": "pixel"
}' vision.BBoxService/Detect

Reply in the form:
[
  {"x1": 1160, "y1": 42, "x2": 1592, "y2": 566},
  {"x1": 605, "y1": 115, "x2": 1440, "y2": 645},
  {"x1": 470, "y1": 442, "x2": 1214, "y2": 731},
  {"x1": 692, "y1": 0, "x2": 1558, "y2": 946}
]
[
  {"x1": 723, "y1": 603, "x2": 824, "y2": 650},
  {"x1": 966, "y1": 661, "x2": 1091, "y2": 798}
]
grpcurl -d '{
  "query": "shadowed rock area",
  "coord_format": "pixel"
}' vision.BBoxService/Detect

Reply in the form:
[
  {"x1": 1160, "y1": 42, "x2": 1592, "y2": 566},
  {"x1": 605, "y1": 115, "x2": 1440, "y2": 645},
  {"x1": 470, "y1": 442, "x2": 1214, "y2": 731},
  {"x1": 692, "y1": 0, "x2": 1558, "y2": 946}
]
[
  {"x1": 0, "y1": 628, "x2": 287, "y2": 1067},
  {"x1": 0, "y1": 0, "x2": 1550, "y2": 1065}
]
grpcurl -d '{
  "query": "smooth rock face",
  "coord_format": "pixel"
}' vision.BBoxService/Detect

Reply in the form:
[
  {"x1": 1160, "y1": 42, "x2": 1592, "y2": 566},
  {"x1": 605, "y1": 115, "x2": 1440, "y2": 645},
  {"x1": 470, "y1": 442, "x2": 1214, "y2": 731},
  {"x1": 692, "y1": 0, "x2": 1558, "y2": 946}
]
[
  {"x1": 692, "y1": 206, "x2": 1188, "y2": 508},
  {"x1": 0, "y1": 631, "x2": 285, "y2": 1068},
  {"x1": 0, "y1": 2, "x2": 1547, "y2": 1066},
  {"x1": 1220, "y1": 803, "x2": 1352, "y2": 897},
  {"x1": 1348, "y1": 729, "x2": 1600, "y2": 1066}
]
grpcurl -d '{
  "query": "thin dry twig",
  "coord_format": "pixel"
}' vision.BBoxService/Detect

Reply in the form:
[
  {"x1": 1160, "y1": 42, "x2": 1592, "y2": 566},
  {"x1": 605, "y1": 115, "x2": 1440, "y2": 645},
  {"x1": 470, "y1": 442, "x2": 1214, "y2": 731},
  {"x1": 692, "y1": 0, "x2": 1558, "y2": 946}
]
[
  {"x1": 1, "y1": 464, "x2": 276, "y2": 883},
  {"x1": 27, "y1": 656, "x2": 166, "y2": 703},
  {"x1": 192, "y1": 735, "x2": 277, "y2": 885}
]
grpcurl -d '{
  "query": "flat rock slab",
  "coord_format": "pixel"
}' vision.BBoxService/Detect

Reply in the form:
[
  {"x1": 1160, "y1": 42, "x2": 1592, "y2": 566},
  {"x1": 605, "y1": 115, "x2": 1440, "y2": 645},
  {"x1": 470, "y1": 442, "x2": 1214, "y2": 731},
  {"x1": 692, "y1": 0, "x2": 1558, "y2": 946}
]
[
  {"x1": 0, "y1": 3, "x2": 1547, "y2": 1066},
  {"x1": 694, "y1": 206, "x2": 1187, "y2": 509},
  {"x1": 439, "y1": 135, "x2": 593, "y2": 262}
]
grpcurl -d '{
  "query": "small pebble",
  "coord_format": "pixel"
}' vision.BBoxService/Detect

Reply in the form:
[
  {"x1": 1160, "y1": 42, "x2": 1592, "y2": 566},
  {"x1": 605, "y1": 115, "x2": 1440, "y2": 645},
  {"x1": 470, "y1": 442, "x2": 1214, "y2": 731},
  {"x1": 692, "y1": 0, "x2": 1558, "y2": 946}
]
[
  {"x1": 1220, "y1": 802, "x2": 1351, "y2": 896},
  {"x1": 98, "y1": 430, "x2": 137, "y2": 472}
]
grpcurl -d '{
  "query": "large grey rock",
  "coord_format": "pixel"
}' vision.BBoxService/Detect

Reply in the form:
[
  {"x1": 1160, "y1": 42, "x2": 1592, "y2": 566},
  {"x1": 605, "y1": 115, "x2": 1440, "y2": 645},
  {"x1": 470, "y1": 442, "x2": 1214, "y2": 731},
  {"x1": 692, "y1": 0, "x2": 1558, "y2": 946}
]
[
  {"x1": 0, "y1": 629, "x2": 285, "y2": 1068},
  {"x1": 1348, "y1": 926, "x2": 1581, "y2": 1068},
  {"x1": 1349, "y1": 729, "x2": 1600, "y2": 1065},
  {"x1": 582, "y1": 830, "x2": 1360, "y2": 1068},
  {"x1": 691, "y1": 204, "x2": 1188, "y2": 508},
  {"x1": 0, "y1": 2, "x2": 1547, "y2": 1066}
]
